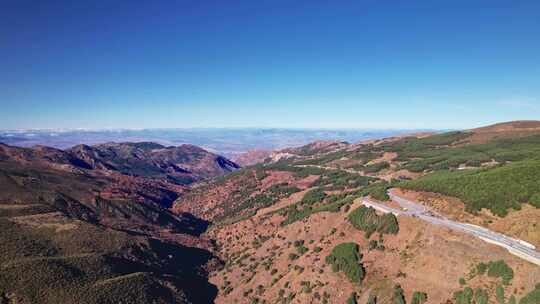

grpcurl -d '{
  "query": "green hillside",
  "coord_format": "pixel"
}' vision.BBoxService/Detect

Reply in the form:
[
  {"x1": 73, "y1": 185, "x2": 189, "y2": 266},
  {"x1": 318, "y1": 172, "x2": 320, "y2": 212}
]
[{"x1": 399, "y1": 160, "x2": 540, "y2": 216}]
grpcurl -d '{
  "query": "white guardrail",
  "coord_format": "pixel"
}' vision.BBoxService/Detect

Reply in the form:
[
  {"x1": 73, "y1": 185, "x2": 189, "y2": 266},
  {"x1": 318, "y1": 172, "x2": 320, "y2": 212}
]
[{"x1": 361, "y1": 191, "x2": 540, "y2": 267}]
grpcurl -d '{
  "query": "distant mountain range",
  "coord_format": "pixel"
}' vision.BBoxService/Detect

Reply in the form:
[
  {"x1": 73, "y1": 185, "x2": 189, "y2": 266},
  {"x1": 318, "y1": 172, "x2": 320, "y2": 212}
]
[{"x1": 0, "y1": 128, "x2": 427, "y2": 157}]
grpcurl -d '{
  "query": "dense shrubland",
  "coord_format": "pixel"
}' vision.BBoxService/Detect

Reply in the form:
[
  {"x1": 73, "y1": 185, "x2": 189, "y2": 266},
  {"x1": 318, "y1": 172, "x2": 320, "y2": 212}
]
[
  {"x1": 399, "y1": 160, "x2": 540, "y2": 216},
  {"x1": 372, "y1": 132, "x2": 540, "y2": 173}
]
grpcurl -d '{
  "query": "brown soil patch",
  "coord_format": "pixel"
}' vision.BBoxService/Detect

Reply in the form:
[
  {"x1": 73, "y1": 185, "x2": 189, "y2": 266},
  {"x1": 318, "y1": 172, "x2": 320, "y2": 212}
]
[
  {"x1": 367, "y1": 152, "x2": 398, "y2": 165},
  {"x1": 294, "y1": 175, "x2": 320, "y2": 189},
  {"x1": 260, "y1": 171, "x2": 295, "y2": 190},
  {"x1": 11, "y1": 211, "x2": 80, "y2": 232}
]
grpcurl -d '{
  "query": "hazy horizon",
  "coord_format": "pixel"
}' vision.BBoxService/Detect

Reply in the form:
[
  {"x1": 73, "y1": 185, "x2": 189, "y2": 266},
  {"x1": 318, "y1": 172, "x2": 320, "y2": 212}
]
[{"x1": 0, "y1": 128, "x2": 426, "y2": 155}]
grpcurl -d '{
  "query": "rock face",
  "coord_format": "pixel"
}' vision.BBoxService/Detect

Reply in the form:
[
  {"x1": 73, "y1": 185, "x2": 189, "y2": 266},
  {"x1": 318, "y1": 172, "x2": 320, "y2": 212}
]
[{"x1": 67, "y1": 142, "x2": 240, "y2": 183}]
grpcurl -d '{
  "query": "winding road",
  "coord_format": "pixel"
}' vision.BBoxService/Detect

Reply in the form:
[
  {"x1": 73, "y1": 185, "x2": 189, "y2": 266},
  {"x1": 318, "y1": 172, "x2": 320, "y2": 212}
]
[{"x1": 362, "y1": 190, "x2": 540, "y2": 267}]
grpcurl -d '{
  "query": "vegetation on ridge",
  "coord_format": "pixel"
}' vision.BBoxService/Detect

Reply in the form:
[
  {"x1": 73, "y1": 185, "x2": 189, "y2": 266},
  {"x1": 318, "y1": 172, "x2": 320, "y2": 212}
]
[{"x1": 398, "y1": 160, "x2": 540, "y2": 216}]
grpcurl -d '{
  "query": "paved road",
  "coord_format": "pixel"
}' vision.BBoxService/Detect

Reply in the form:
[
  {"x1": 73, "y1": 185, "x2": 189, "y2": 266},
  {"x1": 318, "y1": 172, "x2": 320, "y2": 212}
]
[{"x1": 362, "y1": 190, "x2": 540, "y2": 267}]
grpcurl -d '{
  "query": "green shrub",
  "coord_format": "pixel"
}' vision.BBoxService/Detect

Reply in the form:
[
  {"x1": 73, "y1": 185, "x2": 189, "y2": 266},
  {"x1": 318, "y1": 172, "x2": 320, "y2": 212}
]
[
  {"x1": 325, "y1": 243, "x2": 365, "y2": 283},
  {"x1": 496, "y1": 285, "x2": 505, "y2": 304},
  {"x1": 357, "y1": 181, "x2": 391, "y2": 201},
  {"x1": 411, "y1": 291, "x2": 428, "y2": 304},
  {"x1": 294, "y1": 240, "x2": 308, "y2": 255},
  {"x1": 288, "y1": 253, "x2": 299, "y2": 260},
  {"x1": 281, "y1": 192, "x2": 357, "y2": 226},
  {"x1": 486, "y1": 260, "x2": 514, "y2": 285},
  {"x1": 393, "y1": 285, "x2": 406, "y2": 304},
  {"x1": 367, "y1": 294, "x2": 377, "y2": 304},
  {"x1": 302, "y1": 188, "x2": 327, "y2": 205},
  {"x1": 474, "y1": 288, "x2": 489, "y2": 304},
  {"x1": 347, "y1": 292, "x2": 358, "y2": 304},
  {"x1": 476, "y1": 262, "x2": 487, "y2": 275},
  {"x1": 364, "y1": 162, "x2": 390, "y2": 173},
  {"x1": 454, "y1": 287, "x2": 474, "y2": 304},
  {"x1": 530, "y1": 193, "x2": 540, "y2": 208},
  {"x1": 520, "y1": 284, "x2": 540, "y2": 304},
  {"x1": 347, "y1": 206, "x2": 399, "y2": 237}
]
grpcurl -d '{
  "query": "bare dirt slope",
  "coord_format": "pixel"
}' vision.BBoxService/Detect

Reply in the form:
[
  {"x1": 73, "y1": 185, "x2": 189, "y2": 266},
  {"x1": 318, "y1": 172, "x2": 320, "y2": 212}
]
[
  {"x1": 465, "y1": 120, "x2": 540, "y2": 144},
  {"x1": 208, "y1": 198, "x2": 540, "y2": 303}
]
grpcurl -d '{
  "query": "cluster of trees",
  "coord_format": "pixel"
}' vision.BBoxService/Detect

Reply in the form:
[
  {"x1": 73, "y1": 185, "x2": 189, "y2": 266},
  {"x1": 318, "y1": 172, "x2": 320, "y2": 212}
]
[
  {"x1": 453, "y1": 286, "x2": 517, "y2": 304},
  {"x1": 453, "y1": 261, "x2": 526, "y2": 304},
  {"x1": 353, "y1": 181, "x2": 391, "y2": 201},
  {"x1": 393, "y1": 285, "x2": 406, "y2": 304},
  {"x1": 411, "y1": 291, "x2": 428, "y2": 304},
  {"x1": 363, "y1": 161, "x2": 390, "y2": 173},
  {"x1": 399, "y1": 160, "x2": 540, "y2": 216},
  {"x1": 347, "y1": 205, "x2": 399, "y2": 237},
  {"x1": 263, "y1": 162, "x2": 326, "y2": 177},
  {"x1": 325, "y1": 243, "x2": 365, "y2": 283},
  {"x1": 520, "y1": 284, "x2": 540, "y2": 304},
  {"x1": 293, "y1": 240, "x2": 309, "y2": 255},
  {"x1": 363, "y1": 287, "x2": 426, "y2": 304},
  {"x1": 374, "y1": 131, "x2": 540, "y2": 173},
  {"x1": 301, "y1": 188, "x2": 327, "y2": 205},
  {"x1": 216, "y1": 179, "x2": 302, "y2": 223},
  {"x1": 313, "y1": 170, "x2": 374, "y2": 190},
  {"x1": 476, "y1": 260, "x2": 514, "y2": 285},
  {"x1": 281, "y1": 190, "x2": 357, "y2": 226},
  {"x1": 266, "y1": 183, "x2": 301, "y2": 198},
  {"x1": 454, "y1": 287, "x2": 474, "y2": 304}
]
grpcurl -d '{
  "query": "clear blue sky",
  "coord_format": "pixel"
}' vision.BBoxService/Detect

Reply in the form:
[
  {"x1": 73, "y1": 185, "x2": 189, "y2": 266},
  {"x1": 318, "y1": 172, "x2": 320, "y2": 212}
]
[{"x1": 1, "y1": 1, "x2": 539, "y2": 130}]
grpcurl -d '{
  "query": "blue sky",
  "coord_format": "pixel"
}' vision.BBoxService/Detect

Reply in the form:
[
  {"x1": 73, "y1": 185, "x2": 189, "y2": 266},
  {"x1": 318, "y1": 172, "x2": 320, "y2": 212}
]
[{"x1": 1, "y1": 1, "x2": 539, "y2": 130}]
